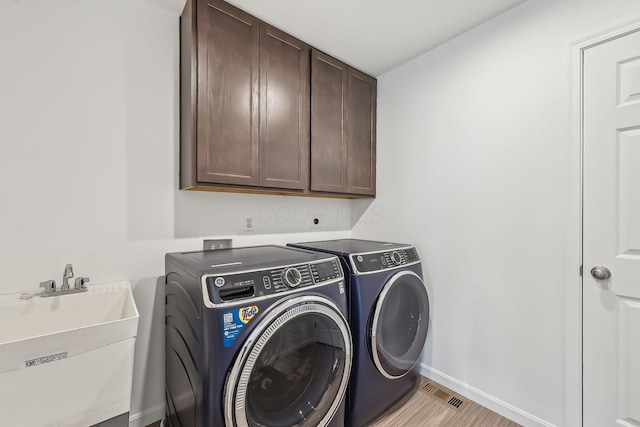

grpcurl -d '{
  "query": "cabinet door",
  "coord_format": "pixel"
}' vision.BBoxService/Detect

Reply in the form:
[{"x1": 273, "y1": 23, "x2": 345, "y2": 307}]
[
  {"x1": 347, "y1": 68, "x2": 376, "y2": 196},
  {"x1": 196, "y1": 0, "x2": 259, "y2": 186},
  {"x1": 310, "y1": 49, "x2": 348, "y2": 193},
  {"x1": 259, "y1": 25, "x2": 310, "y2": 190}
]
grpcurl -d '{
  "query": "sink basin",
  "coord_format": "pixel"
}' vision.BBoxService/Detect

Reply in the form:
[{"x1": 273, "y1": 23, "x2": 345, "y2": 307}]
[{"x1": 0, "y1": 280, "x2": 139, "y2": 427}]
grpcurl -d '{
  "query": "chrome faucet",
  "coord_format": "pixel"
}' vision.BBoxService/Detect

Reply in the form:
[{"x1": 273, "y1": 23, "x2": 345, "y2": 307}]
[
  {"x1": 37, "y1": 263, "x2": 89, "y2": 298},
  {"x1": 61, "y1": 264, "x2": 74, "y2": 290}
]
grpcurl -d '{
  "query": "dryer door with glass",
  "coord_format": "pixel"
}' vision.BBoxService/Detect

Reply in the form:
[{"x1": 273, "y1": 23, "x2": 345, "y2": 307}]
[
  {"x1": 370, "y1": 270, "x2": 430, "y2": 379},
  {"x1": 224, "y1": 296, "x2": 352, "y2": 427}
]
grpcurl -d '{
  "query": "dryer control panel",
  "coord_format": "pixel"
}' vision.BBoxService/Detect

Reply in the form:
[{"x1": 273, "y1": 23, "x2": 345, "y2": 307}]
[
  {"x1": 350, "y1": 247, "x2": 420, "y2": 274},
  {"x1": 205, "y1": 258, "x2": 343, "y2": 305}
]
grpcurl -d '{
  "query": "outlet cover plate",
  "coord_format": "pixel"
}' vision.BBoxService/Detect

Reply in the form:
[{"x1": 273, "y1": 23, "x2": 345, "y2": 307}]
[
  {"x1": 203, "y1": 239, "x2": 233, "y2": 250},
  {"x1": 244, "y1": 215, "x2": 255, "y2": 232},
  {"x1": 310, "y1": 214, "x2": 323, "y2": 230}
]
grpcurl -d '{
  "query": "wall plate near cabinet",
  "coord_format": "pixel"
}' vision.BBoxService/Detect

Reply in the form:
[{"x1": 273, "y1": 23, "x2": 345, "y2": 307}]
[
  {"x1": 243, "y1": 215, "x2": 255, "y2": 232},
  {"x1": 310, "y1": 214, "x2": 323, "y2": 230},
  {"x1": 203, "y1": 239, "x2": 232, "y2": 250}
]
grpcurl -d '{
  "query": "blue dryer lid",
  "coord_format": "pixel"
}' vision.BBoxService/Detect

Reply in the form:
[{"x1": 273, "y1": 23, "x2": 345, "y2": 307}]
[{"x1": 289, "y1": 239, "x2": 410, "y2": 256}]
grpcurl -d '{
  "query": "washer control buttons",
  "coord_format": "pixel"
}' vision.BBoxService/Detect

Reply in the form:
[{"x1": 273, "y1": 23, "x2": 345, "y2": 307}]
[
  {"x1": 391, "y1": 251, "x2": 403, "y2": 265},
  {"x1": 283, "y1": 268, "x2": 303, "y2": 288},
  {"x1": 262, "y1": 276, "x2": 272, "y2": 289},
  {"x1": 214, "y1": 277, "x2": 225, "y2": 287}
]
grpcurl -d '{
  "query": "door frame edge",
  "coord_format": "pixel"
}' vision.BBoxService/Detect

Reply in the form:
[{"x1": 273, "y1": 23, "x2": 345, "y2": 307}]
[{"x1": 570, "y1": 18, "x2": 640, "y2": 427}]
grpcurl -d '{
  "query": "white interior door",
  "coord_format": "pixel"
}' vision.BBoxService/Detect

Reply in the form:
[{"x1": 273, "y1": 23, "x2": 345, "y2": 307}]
[{"x1": 583, "y1": 27, "x2": 640, "y2": 426}]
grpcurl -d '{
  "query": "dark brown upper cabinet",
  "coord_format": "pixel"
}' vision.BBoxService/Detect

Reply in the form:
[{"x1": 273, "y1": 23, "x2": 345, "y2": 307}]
[
  {"x1": 311, "y1": 49, "x2": 376, "y2": 196},
  {"x1": 258, "y1": 24, "x2": 310, "y2": 190},
  {"x1": 310, "y1": 51, "x2": 347, "y2": 194},
  {"x1": 180, "y1": 0, "x2": 375, "y2": 197},
  {"x1": 346, "y1": 67, "x2": 377, "y2": 195},
  {"x1": 181, "y1": 0, "x2": 309, "y2": 192}
]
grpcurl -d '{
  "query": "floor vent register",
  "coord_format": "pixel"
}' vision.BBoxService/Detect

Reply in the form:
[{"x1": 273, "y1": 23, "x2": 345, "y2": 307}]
[{"x1": 420, "y1": 381, "x2": 469, "y2": 412}]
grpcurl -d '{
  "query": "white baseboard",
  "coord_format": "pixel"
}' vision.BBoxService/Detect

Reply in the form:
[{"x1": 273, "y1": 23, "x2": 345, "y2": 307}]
[
  {"x1": 129, "y1": 404, "x2": 164, "y2": 427},
  {"x1": 419, "y1": 364, "x2": 556, "y2": 427}
]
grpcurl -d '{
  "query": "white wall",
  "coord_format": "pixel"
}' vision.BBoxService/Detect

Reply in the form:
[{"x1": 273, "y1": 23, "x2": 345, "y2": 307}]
[
  {"x1": 0, "y1": 1, "x2": 358, "y2": 425},
  {"x1": 352, "y1": 1, "x2": 640, "y2": 426}
]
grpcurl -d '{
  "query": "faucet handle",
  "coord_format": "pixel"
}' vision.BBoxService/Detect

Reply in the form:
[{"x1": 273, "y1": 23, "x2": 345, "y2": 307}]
[
  {"x1": 39, "y1": 280, "x2": 56, "y2": 293},
  {"x1": 74, "y1": 277, "x2": 89, "y2": 289}
]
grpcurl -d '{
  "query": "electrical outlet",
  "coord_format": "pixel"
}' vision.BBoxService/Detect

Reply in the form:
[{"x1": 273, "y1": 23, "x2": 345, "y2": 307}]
[
  {"x1": 244, "y1": 214, "x2": 255, "y2": 232},
  {"x1": 203, "y1": 239, "x2": 232, "y2": 250},
  {"x1": 310, "y1": 214, "x2": 323, "y2": 230}
]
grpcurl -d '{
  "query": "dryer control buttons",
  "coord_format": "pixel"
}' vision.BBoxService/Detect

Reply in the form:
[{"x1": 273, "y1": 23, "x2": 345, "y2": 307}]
[
  {"x1": 283, "y1": 268, "x2": 303, "y2": 288},
  {"x1": 352, "y1": 247, "x2": 419, "y2": 273}
]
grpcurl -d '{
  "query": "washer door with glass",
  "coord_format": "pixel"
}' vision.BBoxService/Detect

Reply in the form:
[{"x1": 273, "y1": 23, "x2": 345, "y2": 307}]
[
  {"x1": 370, "y1": 270, "x2": 430, "y2": 379},
  {"x1": 224, "y1": 296, "x2": 352, "y2": 427}
]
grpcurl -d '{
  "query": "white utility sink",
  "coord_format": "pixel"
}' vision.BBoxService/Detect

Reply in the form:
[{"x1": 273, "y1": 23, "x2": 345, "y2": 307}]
[{"x1": 0, "y1": 280, "x2": 139, "y2": 427}]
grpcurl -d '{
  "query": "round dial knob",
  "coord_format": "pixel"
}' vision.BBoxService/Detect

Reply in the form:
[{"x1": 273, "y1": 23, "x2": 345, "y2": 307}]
[
  {"x1": 283, "y1": 268, "x2": 303, "y2": 287},
  {"x1": 391, "y1": 251, "x2": 403, "y2": 265}
]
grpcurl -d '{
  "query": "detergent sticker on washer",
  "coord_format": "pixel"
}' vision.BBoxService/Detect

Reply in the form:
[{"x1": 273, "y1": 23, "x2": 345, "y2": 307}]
[
  {"x1": 239, "y1": 305, "x2": 259, "y2": 323},
  {"x1": 222, "y1": 306, "x2": 259, "y2": 347}
]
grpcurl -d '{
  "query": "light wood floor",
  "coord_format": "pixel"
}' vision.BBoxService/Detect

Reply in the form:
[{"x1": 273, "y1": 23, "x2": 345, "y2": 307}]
[
  {"x1": 152, "y1": 377, "x2": 521, "y2": 427},
  {"x1": 371, "y1": 377, "x2": 521, "y2": 427}
]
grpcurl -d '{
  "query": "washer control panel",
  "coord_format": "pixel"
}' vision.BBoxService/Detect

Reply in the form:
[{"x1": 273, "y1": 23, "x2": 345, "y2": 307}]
[
  {"x1": 350, "y1": 247, "x2": 420, "y2": 273},
  {"x1": 206, "y1": 258, "x2": 343, "y2": 304}
]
